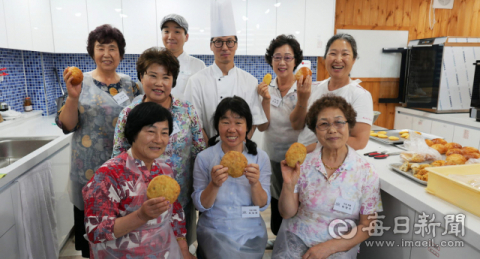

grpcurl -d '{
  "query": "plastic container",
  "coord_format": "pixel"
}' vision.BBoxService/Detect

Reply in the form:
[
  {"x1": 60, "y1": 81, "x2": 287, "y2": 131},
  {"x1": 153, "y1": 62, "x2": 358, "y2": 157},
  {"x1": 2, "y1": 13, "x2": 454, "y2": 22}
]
[{"x1": 426, "y1": 164, "x2": 480, "y2": 217}]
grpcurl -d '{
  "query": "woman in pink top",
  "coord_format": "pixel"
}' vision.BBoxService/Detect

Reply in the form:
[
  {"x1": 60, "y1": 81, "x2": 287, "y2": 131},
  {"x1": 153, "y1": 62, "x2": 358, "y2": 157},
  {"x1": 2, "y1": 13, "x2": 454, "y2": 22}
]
[{"x1": 273, "y1": 94, "x2": 383, "y2": 259}]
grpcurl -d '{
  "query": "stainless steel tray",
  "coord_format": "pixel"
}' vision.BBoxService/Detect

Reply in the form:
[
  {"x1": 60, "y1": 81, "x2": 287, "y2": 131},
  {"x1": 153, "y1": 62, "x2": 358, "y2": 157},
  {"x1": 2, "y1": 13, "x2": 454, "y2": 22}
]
[
  {"x1": 370, "y1": 129, "x2": 443, "y2": 145},
  {"x1": 390, "y1": 163, "x2": 427, "y2": 186}
]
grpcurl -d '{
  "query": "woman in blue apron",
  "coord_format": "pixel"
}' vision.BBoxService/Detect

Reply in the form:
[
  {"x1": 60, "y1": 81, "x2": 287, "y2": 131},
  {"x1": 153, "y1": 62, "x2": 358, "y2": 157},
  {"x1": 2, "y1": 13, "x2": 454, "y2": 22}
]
[{"x1": 192, "y1": 96, "x2": 272, "y2": 259}]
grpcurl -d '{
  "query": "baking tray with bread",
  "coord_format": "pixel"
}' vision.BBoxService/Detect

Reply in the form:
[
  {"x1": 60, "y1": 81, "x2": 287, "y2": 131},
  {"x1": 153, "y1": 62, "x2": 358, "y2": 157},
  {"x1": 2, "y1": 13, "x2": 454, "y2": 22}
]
[
  {"x1": 369, "y1": 129, "x2": 443, "y2": 145},
  {"x1": 390, "y1": 139, "x2": 480, "y2": 185}
]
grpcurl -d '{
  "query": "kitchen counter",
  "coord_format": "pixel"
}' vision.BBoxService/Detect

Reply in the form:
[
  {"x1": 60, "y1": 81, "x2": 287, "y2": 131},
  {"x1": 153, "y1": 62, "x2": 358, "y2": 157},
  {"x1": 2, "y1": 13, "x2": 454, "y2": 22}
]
[
  {"x1": 396, "y1": 107, "x2": 480, "y2": 129},
  {"x1": 358, "y1": 139, "x2": 480, "y2": 257},
  {"x1": 0, "y1": 111, "x2": 71, "y2": 190}
]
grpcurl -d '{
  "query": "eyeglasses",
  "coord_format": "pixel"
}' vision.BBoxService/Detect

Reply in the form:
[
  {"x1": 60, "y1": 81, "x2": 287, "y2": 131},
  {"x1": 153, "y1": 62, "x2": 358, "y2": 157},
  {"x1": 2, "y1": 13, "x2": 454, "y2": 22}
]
[
  {"x1": 272, "y1": 54, "x2": 294, "y2": 63},
  {"x1": 316, "y1": 120, "x2": 347, "y2": 131},
  {"x1": 211, "y1": 40, "x2": 237, "y2": 48}
]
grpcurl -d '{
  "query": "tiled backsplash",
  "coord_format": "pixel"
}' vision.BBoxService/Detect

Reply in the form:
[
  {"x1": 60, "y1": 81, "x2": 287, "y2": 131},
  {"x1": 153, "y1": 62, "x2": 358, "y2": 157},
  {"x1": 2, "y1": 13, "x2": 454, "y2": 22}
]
[{"x1": 0, "y1": 48, "x2": 317, "y2": 116}]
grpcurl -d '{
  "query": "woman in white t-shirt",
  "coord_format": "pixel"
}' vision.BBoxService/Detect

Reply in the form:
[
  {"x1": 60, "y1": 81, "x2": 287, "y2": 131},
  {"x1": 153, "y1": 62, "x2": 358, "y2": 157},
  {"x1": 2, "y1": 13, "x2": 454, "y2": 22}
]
[
  {"x1": 256, "y1": 34, "x2": 312, "y2": 239},
  {"x1": 292, "y1": 33, "x2": 373, "y2": 152}
]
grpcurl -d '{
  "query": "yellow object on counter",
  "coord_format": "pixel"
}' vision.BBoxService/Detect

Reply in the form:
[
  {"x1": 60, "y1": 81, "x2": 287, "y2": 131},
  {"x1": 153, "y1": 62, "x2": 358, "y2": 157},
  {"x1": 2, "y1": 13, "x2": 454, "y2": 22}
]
[
  {"x1": 0, "y1": 174, "x2": 6, "y2": 179},
  {"x1": 370, "y1": 132, "x2": 378, "y2": 137},
  {"x1": 388, "y1": 136, "x2": 400, "y2": 141},
  {"x1": 377, "y1": 134, "x2": 388, "y2": 138},
  {"x1": 377, "y1": 131, "x2": 387, "y2": 135},
  {"x1": 399, "y1": 130, "x2": 409, "y2": 134},
  {"x1": 426, "y1": 164, "x2": 480, "y2": 217}
]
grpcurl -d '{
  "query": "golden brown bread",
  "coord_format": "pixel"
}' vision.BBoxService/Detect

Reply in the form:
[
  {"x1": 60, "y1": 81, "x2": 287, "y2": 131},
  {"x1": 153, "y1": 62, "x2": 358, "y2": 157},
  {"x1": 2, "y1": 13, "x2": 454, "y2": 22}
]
[
  {"x1": 68, "y1": 67, "x2": 83, "y2": 85},
  {"x1": 430, "y1": 144, "x2": 447, "y2": 154},
  {"x1": 285, "y1": 143, "x2": 307, "y2": 168},
  {"x1": 446, "y1": 154, "x2": 467, "y2": 165},
  {"x1": 446, "y1": 148, "x2": 463, "y2": 156},
  {"x1": 295, "y1": 67, "x2": 312, "y2": 84},
  {"x1": 463, "y1": 152, "x2": 480, "y2": 160},
  {"x1": 262, "y1": 73, "x2": 272, "y2": 85},
  {"x1": 401, "y1": 152, "x2": 425, "y2": 163},
  {"x1": 147, "y1": 175, "x2": 181, "y2": 203},
  {"x1": 425, "y1": 139, "x2": 433, "y2": 147},
  {"x1": 220, "y1": 151, "x2": 248, "y2": 178},
  {"x1": 462, "y1": 146, "x2": 480, "y2": 154},
  {"x1": 445, "y1": 142, "x2": 462, "y2": 150},
  {"x1": 431, "y1": 138, "x2": 447, "y2": 145},
  {"x1": 430, "y1": 160, "x2": 446, "y2": 167}
]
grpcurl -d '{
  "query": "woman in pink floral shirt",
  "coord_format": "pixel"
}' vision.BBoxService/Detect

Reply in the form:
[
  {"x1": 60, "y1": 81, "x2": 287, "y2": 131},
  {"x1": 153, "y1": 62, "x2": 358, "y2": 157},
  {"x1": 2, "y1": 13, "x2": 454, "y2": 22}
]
[
  {"x1": 83, "y1": 102, "x2": 195, "y2": 258},
  {"x1": 272, "y1": 94, "x2": 383, "y2": 259}
]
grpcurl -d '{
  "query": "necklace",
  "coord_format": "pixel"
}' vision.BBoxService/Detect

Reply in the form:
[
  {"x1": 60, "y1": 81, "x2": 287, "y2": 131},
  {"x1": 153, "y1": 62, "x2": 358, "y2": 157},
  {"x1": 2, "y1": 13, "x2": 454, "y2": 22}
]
[{"x1": 322, "y1": 146, "x2": 348, "y2": 170}]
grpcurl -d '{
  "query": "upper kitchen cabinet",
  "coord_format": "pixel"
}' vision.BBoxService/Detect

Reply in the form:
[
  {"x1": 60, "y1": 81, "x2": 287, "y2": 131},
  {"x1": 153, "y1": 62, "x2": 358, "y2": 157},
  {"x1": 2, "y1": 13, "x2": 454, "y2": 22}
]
[
  {"x1": 231, "y1": 0, "x2": 247, "y2": 55},
  {"x1": 86, "y1": 0, "x2": 123, "y2": 33},
  {"x1": 51, "y1": 0, "x2": 89, "y2": 53},
  {"x1": 156, "y1": 0, "x2": 211, "y2": 55},
  {"x1": 3, "y1": 0, "x2": 33, "y2": 50},
  {"x1": 28, "y1": 0, "x2": 55, "y2": 52},
  {"x1": 0, "y1": 0, "x2": 8, "y2": 48},
  {"x1": 121, "y1": 0, "x2": 158, "y2": 54},
  {"x1": 304, "y1": 0, "x2": 335, "y2": 56},
  {"x1": 275, "y1": 0, "x2": 306, "y2": 49},
  {"x1": 246, "y1": 0, "x2": 276, "y2": 55}
]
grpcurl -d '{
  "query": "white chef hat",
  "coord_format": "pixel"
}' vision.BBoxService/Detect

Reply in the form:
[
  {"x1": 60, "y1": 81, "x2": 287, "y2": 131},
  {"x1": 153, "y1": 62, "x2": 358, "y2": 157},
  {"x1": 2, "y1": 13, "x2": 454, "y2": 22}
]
[{"x1": 210, "y1": 0, "x2": 237, "y2": 38}]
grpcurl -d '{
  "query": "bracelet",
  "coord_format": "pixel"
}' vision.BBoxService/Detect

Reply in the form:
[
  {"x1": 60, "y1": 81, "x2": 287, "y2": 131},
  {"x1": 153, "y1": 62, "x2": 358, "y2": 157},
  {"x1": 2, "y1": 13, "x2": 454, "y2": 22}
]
[{"x1": 176, "y1": 237, "x2": 187, "y2": 241}]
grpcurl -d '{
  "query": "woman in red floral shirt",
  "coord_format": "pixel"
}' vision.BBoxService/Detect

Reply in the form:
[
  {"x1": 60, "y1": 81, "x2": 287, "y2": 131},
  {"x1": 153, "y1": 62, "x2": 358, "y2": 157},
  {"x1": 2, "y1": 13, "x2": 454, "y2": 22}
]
[{"x1": 83, "y1": 102, "x2": 195, "y2": 259}]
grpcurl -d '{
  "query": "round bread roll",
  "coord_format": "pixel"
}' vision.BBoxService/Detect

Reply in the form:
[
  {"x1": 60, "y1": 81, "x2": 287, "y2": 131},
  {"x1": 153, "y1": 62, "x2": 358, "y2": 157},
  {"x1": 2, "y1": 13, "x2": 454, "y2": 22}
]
[
  {"x1": 388, "y1": 136, "x2": 399, "y2": 141},
  {"x1": 285, "y1": 142, "x2": 307, "y2": 168},
  {"x1": 445, "y1": 142, "x2": 462, "y2": 150},
  {"x1": 425, "y1": 139, "x2": 433, "y2": 146},
  {"x1": 430, "y1": 144, "x2": 446, "y2": 154},
  {"x1": 464, "y1": 152, "x2": 480, "y2": 160},
  {"x1": 462, "y1": 146, "x2": 480, "y2": 154},
  {"x1": 401, "y1": 133, "x2": 409, "y2": 139},
  {"x1": 446, "y1": 154, "x2": 467, "y2": 165},
  {"x1": 220, "y1": 151, "x2": 248, "y2": 178},
  {"x1": 262, "y1": 73, "x2": 272, "y2": 85},
  {"x1": 399, "y1": 130, "x2": 409, "y2": 134},
  {"x1": 295, "y1": 67, "x2": 312, "y2": 84},
  {"x1": 377, "y1": 131, "x2": 387, "y2": 135},
  {"x1": 377, "y1": 134, "x2": 388, "y2": 138},
  {"x1": 431, "y1": 138, "x2": 447, "y2": 145},
  {"x1": 68, "y1": 66, "x2": 83, "y2": 85},
  {"x1": 370, "y1": 132, "x2": 378, "y2": 137},
  {"x1": 445, "y1": 148, "x2": 463, "y2": 156},
  {"x1": 430, "y1": 160, "x2": 446, "y2": 167},
  {"x1": 147, "y1": 175, "x2": 181, "y2": 203}
]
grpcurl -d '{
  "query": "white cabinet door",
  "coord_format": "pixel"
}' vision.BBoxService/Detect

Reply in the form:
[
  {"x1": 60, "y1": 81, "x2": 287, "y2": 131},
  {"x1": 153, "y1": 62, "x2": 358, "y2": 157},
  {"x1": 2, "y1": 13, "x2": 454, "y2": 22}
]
[
  {"x1": 0, "y1": 187, "x2": 15, "y2": 237},
  {"x1": 156, "y1": 0, "x2": 211, "y2": 55},
  {"x1": 430, "y1": 121, "x2": 455, "y2": 142},
  {"x1": 304, "y1": 0, "x2": 335, "y2": 56},
  {"x1": 276, "y1": 0, "x2": 306, "y2": 48},
  {"x1": 121, "y1": 0, "x2": 157, "y2": 54},
  {"x1": 50, "y1": 0, "x2": 89, "y2": 53},
  {"x1": 394, "y1": 112, "x2": 413, "y2": 130},
  {"x1": 86, "y1": 0, "x2": 123, "y2": 33},
  {"x1": 246, "y1": 0, "x2": 277, "y2": 55},
  {"x1": 412, "y1": 117, "x2": 433, "y2": 134},
  {"x1": 28, "y1": 0, "x2": 55, "y2": 52},
  {"x1": 0, "y1": 0, "x2": 8, "y2": 48},
  {"x1": 452, "y1": 126, "x2": 480, "y2": 149},
  {"x1": 0, "y1": 226, "x2": 20, "y2": 259},
  {"x1": 3, "y1": 0, "x2": 33, "y2": 50}
]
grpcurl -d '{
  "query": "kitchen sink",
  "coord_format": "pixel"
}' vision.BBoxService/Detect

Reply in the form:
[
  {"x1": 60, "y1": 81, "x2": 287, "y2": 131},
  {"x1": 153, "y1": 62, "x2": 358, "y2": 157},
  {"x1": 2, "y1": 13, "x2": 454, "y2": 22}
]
[{"x1": 0, "y1": 137, "x2": 57, "y2": 169}]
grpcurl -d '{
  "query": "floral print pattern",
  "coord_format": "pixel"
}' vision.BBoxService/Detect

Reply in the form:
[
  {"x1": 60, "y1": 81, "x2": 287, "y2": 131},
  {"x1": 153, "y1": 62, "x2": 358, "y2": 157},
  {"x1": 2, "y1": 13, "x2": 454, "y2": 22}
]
[{"x1": 285, "y1": 146, "x2": 383, "y2": 247}]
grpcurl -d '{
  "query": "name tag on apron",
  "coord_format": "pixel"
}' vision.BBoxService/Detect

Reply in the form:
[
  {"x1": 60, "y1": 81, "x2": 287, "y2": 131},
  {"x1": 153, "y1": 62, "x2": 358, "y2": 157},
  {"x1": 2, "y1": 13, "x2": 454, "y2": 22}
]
[
  {"x1": 333, "y1": 197, "x2": 355, "y2": 214},
  {"x1": 242, "y1": 206, "x2": 260, "y2": 218},
  {"x1": 270, "y1": 96, "x2": 282, "y2": 107},
  {"x1": 171, "y1": 122, "x2": 181, "y2": 135},
  {"x1": 113, "y1": 91, "x2": 129, "y2": 104}
]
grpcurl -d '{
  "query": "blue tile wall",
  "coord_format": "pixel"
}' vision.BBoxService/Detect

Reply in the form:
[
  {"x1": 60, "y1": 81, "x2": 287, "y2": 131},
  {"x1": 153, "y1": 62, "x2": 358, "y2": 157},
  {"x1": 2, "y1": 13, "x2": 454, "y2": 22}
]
[{"x1": 0, "y1": 47, "x2": 317, "y2": 116}]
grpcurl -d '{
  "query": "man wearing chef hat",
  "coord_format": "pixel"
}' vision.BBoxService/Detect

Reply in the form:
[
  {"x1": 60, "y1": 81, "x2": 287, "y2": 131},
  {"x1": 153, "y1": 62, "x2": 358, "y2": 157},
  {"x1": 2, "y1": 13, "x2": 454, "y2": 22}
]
[
  {"x1": 160, "y1": 14, "x2": 206, "y2": 99},
  {"x1": 185, "y1": 0, "x2": 267, "y2": 140}
]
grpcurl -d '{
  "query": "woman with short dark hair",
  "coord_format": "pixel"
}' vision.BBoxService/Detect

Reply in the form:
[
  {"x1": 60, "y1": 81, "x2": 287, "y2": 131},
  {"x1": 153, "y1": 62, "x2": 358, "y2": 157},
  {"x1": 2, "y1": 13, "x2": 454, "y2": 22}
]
[
  {"x1": 83, "y1": 102, "x2": 194, "y2": 258},
  {"x1": 256, "y1": 34, "x2": 310, "y2": 236},
  {"x1": 56, "y1": 24, "x2": 140, "y2": 257},
  {"x1": 192, "y1": 96, "x2": 272, "y2": 259},
  {"x1": 272, "y1": 94, "x2": 382, "y2": 259},
  {"x1": 112, "y1": 47, "x2": 206, "y2": 247}
]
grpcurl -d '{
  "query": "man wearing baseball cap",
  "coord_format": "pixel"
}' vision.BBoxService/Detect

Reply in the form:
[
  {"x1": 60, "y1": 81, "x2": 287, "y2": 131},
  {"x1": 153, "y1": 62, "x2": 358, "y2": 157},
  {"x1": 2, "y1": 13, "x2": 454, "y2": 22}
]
[
  {"x1": 185, "y1": 0, "x2": 266, "y2": 140},
  {"x1": 160, "y1": 14, "x2": 206, "y2": 99}
]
